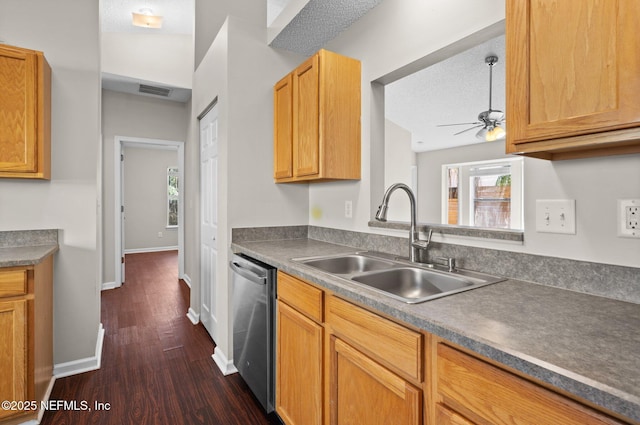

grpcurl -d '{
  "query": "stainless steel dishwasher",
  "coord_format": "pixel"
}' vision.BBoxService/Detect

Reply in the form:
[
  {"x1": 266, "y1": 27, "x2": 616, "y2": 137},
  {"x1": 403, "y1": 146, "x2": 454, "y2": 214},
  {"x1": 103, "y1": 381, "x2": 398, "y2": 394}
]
[{"x1": 230, "y1": 253, "x2": 276, "y2": 413}]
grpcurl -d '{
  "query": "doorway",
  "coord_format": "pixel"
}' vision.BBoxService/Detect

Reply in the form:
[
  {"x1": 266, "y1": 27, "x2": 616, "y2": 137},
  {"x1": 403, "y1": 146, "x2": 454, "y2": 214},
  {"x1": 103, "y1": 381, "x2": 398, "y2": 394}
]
[{"x1": 114, "y1": 136, "x2": 185, "y2": 287}]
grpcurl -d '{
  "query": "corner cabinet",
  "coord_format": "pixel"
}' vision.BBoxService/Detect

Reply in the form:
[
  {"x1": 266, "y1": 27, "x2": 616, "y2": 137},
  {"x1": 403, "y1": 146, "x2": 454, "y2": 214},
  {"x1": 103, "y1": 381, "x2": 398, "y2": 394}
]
[
  {"x1": 0, "y1": 255, "x2": 54, "y2": 424},
  {"x1": 0, "y1": 44, "x2": 51, "y2": 179},
  {"x1": 506, "y1": 0, "x2": 640, "y2": 160},
  {"x1": 273, "y1": 49, "x2": 361, "y2": 182}
]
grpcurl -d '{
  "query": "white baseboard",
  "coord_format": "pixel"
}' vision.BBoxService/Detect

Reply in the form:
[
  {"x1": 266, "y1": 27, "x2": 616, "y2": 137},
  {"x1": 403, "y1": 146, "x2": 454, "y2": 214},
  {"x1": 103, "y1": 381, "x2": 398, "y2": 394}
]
[
  {"x1": 53, "y1": 323, "x2": 105, "y2": 378},
  {"x1": 101, "y1": 281, "x2": 120, "y2": 291},
  {"x1": 212, "y1": 347, "x2": 237, "y2": 376},
  {"x1": 181, "y1": 273, "x2": 192, "y2": 288},
  {"x1": 124, "y1": 246, "x2": 178, "y2": 254},
  {"x1": 186, "y1": 307, "x2": 200, "y2": 324}
]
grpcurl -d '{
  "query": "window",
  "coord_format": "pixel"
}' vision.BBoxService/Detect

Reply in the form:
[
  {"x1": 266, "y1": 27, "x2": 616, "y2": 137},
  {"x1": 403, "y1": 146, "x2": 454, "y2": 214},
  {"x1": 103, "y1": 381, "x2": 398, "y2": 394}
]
[
  {"x1": 442, "y1": 158, "x2": 523, "y2": 230},
  {"x1": 167, "y1": 167, "x2": 179, "y2": 227}
]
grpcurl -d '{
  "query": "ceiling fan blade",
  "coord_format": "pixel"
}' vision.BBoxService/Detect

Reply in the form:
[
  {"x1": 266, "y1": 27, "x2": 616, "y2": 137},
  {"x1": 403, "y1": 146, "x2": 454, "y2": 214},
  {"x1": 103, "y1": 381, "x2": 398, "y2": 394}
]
[
  {"x1": 437, "y1": 122, "x2": 481, "y2": 127},
  {"x1": 453, "y1": 124, "x2": 484, "y2": 136}
]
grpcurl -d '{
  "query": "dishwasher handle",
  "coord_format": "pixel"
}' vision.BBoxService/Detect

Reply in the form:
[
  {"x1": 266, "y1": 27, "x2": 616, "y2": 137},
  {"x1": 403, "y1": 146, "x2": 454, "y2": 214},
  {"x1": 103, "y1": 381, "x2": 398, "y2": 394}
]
[{"x1": 229, "y1": 261, "x2": 268, "y2": 285}]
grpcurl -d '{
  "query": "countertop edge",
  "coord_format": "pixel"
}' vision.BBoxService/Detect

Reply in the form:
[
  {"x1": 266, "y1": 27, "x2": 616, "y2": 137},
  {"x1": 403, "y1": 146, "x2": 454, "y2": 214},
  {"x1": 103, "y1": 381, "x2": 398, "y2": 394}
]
[
  {"x1": 231, "y1": 240, "x2": 640, "y2": 423},
  {"x1": 0, "y1": 244, "x2": 59, "y2": 268}
]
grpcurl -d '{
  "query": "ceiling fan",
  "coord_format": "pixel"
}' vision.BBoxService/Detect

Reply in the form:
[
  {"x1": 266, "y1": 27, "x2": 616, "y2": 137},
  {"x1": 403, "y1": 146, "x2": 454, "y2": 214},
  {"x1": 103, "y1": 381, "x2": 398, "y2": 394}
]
[{"x1": 438, "y1": 55, "x2": 506, "y2": 142}]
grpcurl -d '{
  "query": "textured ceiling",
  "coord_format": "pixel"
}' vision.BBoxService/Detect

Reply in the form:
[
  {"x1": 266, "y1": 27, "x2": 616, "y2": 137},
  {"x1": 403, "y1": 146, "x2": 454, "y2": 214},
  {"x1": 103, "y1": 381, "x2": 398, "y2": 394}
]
[
  {"x1": 385, "y1": 34, "x2": 506, "y2": 152},
  {"x1": 269, "y1": 0, "x2": 383, "y2": 56}
]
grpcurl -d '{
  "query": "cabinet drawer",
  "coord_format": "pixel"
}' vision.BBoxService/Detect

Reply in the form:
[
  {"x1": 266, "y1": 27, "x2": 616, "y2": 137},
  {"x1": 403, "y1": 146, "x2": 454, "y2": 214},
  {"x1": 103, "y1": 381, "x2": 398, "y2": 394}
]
[
  {"x1": 437, "y1": 343, "x2": 624, "y2": 425},
  {"x1": 0, "y1": 270, "x2": 27, "y2": 297},
  {"x1": 277, "y1": 271, "x2": 323, "y2": 322},
  {"x1": 436, "y1": 404, "x2": 475, "y2": 425},
  {"x1": 327, "y1": 296, "x2": 422, "y2": 381}
]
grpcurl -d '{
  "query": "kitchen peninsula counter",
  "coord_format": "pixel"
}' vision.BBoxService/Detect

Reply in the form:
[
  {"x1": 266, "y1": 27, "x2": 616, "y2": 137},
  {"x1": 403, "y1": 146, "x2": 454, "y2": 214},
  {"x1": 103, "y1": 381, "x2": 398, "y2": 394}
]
[{"x1": 231, "y1": 237, "x2": 640, "y2": 423}]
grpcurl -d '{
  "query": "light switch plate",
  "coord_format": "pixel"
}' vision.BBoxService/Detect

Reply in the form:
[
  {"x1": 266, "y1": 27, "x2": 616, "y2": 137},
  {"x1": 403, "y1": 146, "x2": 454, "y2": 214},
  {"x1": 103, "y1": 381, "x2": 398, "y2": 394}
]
[{"x1": 535, "y1": 199, "x2": 576, "y2": 234}]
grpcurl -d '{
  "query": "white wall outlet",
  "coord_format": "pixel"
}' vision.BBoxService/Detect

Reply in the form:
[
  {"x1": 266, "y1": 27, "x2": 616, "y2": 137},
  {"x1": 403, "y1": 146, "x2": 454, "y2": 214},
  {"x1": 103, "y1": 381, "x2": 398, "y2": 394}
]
[
  {"x1": 158, "y1": 231, "x2": 163, "y2": 238},
  {"x1": 535, "y1": 199, "x2": 576, "y2": 234},
  {"x1": 344, "y1": 200, "x2": 353, "y2": 218},
  {"x1": 618, "y1": 199, "x2": 640, "y2": 238}
]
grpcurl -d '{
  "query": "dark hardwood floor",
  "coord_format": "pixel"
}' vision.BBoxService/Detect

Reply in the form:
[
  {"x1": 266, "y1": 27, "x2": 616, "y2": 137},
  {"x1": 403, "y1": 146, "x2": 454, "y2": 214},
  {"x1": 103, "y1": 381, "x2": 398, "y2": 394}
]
[{"x1": 41, "y1": 251, "x2": 280, "y2": 425}]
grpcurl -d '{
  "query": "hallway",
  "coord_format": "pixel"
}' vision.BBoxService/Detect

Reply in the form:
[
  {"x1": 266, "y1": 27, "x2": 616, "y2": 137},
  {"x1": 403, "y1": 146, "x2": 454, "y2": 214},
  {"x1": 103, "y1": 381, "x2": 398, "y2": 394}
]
[{"x1": 42, "y1": 251, "x2": 279, "y2": 424}]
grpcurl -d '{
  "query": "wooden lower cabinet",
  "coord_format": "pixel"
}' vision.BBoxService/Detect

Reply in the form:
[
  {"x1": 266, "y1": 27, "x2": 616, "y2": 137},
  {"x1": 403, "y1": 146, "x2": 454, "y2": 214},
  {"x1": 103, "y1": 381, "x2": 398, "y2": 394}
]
[
  {"x1": 0, "y1": 255, "x2": 54, "y2": 425},
  {"x1": 0, "y1": 299, "x2": 27, "y2": 421},
  {"x1": 433, "y1": 342, "x2": 627, "y2": 425},
  {"x1": 326, "y1": 295, "x2": 424, "y2": 425},
  {"x1": 275, "y1": 271, "x2": 634, "y2": 425},
  {"x1": 276, "y1": 272, "x2": 324, "y2": 425},
  {"x1": 330, "y1": 337, "x2": 421, "y2": 425}
]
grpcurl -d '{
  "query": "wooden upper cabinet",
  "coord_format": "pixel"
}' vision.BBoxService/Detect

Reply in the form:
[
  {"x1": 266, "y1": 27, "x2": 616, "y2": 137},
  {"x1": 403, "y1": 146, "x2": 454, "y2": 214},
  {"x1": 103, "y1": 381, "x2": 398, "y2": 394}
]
[
  {"x1": 0, "y1": 44, "x2": 51, "y2": 179},
  {"x1": 273, "y1": 49, "x2": 361, "y2": 182},
  {"x1": 274, "y1": 74, "x2": 293, "y2": 180},
  {"x1": 506, "y1": 0, "x2": 640, "y2": 159}
]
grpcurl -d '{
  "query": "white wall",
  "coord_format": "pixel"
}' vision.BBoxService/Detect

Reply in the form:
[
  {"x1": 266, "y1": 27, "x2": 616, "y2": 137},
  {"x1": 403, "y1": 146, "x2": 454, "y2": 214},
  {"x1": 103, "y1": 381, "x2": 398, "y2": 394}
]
[
  {"x1": 123, "y1": 147, "x2": 179, "y2": 251},
  {"x1": 102, "y1": 33, "x2": 193, "y2": 89},
  {"x1": 191, "y1": 14, "x2": 308, "y2": 366},
  {"x1": 102, "y1": 89, "x2": 188, "y2": 283},
  {"x1": 306, "y1": 0, "x2": 640, "y2": 268},
  {"x1": 384, "y1": 119, "x2": 415, "y2": 222},
  {"x1": 0, "y1": 0, "x2": 101, "y2": 364},
  {"x1": 309, "y1": 0, "x2": 507, "y2": 233}
]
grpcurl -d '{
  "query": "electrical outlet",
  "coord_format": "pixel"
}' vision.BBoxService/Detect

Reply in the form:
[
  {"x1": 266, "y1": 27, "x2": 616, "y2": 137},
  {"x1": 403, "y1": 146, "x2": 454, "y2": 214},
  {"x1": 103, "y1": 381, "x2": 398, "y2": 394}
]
[
  {"x1": 158, "y1": 231, "x2": 163, "y2": 238},
  {"x1": 344, "y1": 200, "x2": 353, "y2": 218},
  {"x1": 618, "y1": 199, "x2": 640, "y2": 238}
]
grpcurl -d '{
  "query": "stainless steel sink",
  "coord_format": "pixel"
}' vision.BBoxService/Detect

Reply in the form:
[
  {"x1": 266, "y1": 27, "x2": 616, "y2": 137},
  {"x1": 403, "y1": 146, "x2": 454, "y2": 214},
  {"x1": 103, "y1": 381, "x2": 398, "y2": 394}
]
[
  {"x1": 296, "y1": 254, "x2": 397, "y2": 275},
  {"x1": 352, "y1": 267, "x2": 476, "y2": 303},
  {"x1": 292, "y1": 252, "x2": 505, "y2": 304}
]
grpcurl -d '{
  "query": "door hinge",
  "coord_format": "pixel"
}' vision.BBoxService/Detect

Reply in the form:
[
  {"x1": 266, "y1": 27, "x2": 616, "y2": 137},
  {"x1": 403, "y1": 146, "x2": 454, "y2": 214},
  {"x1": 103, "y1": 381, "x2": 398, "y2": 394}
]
[
  {"x1": 121, "y1": 257, "x2": 125, "y2": 264},
  {"x1": 121, "y1": 154, "x2": 124, "y2": 161},
  {"x1": 121, "y1": 205, "x2": 124, "y2": 213}
]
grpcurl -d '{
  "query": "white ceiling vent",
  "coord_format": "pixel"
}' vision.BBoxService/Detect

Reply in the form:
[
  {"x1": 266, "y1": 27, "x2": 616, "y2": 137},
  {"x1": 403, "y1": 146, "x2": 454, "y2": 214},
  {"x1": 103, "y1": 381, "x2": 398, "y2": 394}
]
[{"x1": 138, "y1": 84, "x2": 172, "y2": 97}]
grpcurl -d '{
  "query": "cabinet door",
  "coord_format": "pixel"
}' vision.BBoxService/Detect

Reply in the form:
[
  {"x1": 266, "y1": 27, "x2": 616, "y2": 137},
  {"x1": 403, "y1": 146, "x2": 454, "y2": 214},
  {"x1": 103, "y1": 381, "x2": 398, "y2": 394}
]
[
  {"x1": 293, "y1": 54, "x2": 320, "y2": 178},
  {"x1": 276, "y1": 301, "x2": 323, "y2": 425},
  {"x1": 506, "y1": 0, "x2": 640, "y2": 155},
  {"x1": 331, "y1": 338, "x2": 421, "y2": 425},
  {"x1": 0, "y1": 47, "x2": 38, "y2": 173},
  {"x1": 0, "y1": 299, "x2": 27, "y2": 420},
  {"x1": 274, "y1": 74, "x2": 293, "y2": 180}
]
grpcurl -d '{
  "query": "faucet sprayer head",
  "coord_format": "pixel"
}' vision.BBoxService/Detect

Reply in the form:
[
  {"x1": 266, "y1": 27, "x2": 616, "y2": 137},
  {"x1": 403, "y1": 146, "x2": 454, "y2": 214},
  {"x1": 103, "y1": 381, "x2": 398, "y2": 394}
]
[{"x1": 375, "y1": 203, "x2": 388, "y2": 221}]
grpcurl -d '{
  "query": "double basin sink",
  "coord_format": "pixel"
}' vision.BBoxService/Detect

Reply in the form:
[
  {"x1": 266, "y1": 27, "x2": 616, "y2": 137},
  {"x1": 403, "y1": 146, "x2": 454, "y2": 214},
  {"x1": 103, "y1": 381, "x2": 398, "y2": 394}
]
[{"x1": 292, "y1": 252, "x2": 505, "y2": 304}]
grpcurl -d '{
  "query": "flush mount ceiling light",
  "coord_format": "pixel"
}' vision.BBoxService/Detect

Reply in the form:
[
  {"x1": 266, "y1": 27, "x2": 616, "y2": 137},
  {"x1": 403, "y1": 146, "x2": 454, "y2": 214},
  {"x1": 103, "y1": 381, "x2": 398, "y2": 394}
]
[
  {"x1": 438, "y1": 55, "x2": 506, "y2": 142},
  {"x1": 132, "y1": 7, "x2": 163, "y2": 28}
]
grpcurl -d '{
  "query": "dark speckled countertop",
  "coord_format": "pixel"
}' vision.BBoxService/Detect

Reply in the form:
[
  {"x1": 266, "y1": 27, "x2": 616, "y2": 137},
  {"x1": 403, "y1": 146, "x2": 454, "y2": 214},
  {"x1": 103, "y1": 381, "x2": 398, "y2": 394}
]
[
  {"x1": 231, "y1": 238, "x2": 640, "y2": 423},
  {"x1": 0, "y1": 229, "x2": 59, "y2": 267}
]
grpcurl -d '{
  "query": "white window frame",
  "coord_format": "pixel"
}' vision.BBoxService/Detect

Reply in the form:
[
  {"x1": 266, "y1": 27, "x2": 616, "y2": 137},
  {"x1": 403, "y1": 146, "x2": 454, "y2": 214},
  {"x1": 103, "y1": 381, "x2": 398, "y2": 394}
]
[
  {"x1": 441, "y1": 157, "x2": 523, "y2": 230},
  {"x1": 167, "y1": 166, "x2": 179, "y2": 228}
]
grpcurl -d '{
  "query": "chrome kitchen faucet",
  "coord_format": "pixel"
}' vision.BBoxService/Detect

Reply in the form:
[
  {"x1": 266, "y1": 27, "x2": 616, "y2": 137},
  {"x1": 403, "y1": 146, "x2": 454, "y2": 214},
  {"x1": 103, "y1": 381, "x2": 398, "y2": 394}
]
[{"x1": 376, "y1": 183, "x2": 432, "y2": 262}]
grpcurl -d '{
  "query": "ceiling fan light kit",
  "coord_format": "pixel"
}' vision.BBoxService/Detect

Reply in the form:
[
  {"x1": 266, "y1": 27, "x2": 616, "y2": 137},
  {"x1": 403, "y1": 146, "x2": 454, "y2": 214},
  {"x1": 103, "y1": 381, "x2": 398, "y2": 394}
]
[{"x1": 438, "y1": 54, "x2": 506, "y2": 142}]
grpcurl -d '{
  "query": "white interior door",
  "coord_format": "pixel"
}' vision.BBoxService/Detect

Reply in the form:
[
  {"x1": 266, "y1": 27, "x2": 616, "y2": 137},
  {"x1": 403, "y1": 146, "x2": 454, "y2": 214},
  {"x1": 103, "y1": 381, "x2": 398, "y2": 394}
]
[
  {"x1": 200, "y1": 103, "x2": 219, "y2": 340},
  {"x1": 120, "y1": 152, "x2": 125, "y2": 282}
]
